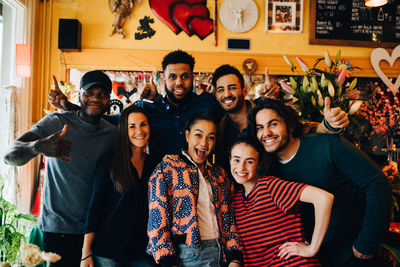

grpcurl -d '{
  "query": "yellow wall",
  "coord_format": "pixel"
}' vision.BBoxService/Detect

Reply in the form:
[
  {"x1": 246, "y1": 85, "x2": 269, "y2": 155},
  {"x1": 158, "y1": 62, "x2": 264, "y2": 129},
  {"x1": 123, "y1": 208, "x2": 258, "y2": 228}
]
[
  {"x1": 50, "y1": 0, "x2": 375, "y2": 55},
  {"x1": 34, "y1": 0, "x2": 398, "y2": 121}
]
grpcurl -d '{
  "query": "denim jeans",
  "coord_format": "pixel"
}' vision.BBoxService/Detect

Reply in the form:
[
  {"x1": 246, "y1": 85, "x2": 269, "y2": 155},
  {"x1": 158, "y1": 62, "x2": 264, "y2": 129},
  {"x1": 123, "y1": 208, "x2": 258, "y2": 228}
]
[
  {"x1": 94, "y1": 255, "x2": 156, "y2": 267},
  {"x1": 178, "y1": 239, "x2": 222, "y2": 267}
]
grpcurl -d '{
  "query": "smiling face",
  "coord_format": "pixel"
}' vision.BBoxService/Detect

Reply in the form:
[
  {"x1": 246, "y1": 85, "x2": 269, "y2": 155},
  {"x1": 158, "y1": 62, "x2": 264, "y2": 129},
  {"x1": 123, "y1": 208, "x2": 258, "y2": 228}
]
[
  {"x1": 127, "y1": 112, "x2": 150, "y2": 149},
  {"x1": 215, "y1": 74, "x2": 247, "y2": 113},
  {"x1": 164, "y1": 63, "x2": 193, "y2": 104},
  {"x1": 185, "y1": 120, "x2": 217, "y2": 166},
  {"x1": 230, "y1": 143, "x2": 260, "y2": 188},
  {"x1": 80, "y1": 86, "x2": 110, "y2": 116},
  {"x1": 255, "y1": 108, "x2": 291, "y2": 156}
]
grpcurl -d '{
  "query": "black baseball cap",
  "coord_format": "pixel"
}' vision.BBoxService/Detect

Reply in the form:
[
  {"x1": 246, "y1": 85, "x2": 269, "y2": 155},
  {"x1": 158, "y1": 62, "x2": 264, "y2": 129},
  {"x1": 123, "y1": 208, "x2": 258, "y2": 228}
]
[{"x1": 80, "y1": 70, "x2": 112, "y2": 93}]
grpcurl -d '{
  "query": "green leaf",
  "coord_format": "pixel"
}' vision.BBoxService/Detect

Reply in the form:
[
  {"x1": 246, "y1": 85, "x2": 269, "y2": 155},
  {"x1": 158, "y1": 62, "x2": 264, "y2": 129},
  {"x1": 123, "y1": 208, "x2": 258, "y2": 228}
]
[
  {"x1": 302, "y1": 76, "x2": 309, "y2": 90},
  {"x1": 289, "y1": 77, "x2": 297, "y2": 90},
  {"x1": 320, "y1": 74, "x2": 326, "y2": 88},
  {"x1": 335, "y1": 50, "x2": 341, "y2": 64},
  {"x1": 349, "y1": 78, "x2": 357, "y2": 91}
]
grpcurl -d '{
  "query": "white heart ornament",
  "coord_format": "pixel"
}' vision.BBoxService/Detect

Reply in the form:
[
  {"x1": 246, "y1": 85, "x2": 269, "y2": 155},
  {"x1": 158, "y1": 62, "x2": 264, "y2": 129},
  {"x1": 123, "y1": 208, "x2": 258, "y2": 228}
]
[{"x1": 370, "y1": 45, "x2": 400, "y2": 94}]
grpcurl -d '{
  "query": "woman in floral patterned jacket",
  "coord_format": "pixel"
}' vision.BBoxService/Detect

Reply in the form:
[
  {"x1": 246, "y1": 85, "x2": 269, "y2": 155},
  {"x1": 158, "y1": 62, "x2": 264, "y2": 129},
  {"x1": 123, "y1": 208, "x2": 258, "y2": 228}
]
[{"x1": 147, "y1": 112, "x2": 243, "y2": 267}]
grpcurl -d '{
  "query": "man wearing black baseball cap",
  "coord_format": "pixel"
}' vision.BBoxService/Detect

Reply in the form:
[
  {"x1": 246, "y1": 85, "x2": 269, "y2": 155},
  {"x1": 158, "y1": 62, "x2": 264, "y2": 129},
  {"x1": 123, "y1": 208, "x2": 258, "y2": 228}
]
[{"x1": 4, "y1": 70, "x2": 116, "y2": 267}]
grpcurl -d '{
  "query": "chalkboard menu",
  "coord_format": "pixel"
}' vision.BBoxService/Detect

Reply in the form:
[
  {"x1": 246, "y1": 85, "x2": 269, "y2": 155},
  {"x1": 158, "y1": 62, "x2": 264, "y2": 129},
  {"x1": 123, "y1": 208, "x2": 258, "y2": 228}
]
[{"x1": 310, "y1": 0, "x2": 400, "y2": 48}]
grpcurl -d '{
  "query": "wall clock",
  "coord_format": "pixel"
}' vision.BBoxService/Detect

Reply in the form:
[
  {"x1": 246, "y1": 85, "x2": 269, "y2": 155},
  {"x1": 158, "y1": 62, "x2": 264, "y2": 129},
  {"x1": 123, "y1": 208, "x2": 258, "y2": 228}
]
[{"x1": 219, "y1": 0, "x2": 258, "y2": 33}]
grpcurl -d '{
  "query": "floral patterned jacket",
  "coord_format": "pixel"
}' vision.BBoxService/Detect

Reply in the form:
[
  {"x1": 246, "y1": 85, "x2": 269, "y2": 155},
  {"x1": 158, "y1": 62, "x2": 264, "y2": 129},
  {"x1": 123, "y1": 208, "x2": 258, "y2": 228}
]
[{"x1": 147, "y1": 153, "x2": 242, "y2": 266}]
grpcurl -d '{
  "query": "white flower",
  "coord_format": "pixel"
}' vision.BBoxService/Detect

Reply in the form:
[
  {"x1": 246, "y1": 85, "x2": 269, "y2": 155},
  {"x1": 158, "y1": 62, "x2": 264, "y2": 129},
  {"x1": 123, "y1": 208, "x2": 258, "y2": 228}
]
[
  {"x1": 40, "y1": 252, "x2": 62, "y2": 263},
  {"x1": 20, "y1": 244, "x2": 44, "y2": 267}
]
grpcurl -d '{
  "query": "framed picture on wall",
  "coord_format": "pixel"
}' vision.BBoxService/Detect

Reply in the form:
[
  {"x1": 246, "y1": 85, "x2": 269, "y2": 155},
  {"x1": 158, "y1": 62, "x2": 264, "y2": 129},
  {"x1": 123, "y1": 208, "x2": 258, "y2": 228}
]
[{"x1": 265, "y1": 0, "x2": 303, "y2": 33}]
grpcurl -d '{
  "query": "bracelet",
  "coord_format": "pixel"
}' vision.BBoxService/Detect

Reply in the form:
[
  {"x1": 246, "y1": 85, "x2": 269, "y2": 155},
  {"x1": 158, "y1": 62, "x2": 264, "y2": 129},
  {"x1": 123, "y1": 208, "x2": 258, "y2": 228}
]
[
  {"x1": 323, "y1": 119, "x2": 342, "y2": 133},
  {"x1": 81, "y1": 255, "x2": 91, "y2": 261}
]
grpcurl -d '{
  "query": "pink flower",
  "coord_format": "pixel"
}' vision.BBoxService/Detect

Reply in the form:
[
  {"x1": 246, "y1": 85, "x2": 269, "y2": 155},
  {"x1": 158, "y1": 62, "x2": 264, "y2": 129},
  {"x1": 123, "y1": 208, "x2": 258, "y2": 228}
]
[
  {"x1": 296, "y1": 57, "x2": 309, "y2": 72},
  {"x1": 337, "y1": 69, "x2": 346, "y2": 86},
  {"x1": 346, "y1": 89, "x2": 360, "y2": 99},
  {"x1": 279, "y1": 80, "x2": 294, "y2": 94}
]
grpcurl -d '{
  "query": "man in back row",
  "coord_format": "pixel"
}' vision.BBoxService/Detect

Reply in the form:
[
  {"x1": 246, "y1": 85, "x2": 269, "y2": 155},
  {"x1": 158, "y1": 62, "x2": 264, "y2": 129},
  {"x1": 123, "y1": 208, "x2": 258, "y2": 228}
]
[
  {"x1": 211, "y1": 64, "x2": 348, "y2": 169},
  {"x1": 49, "y1": 50, "x2": 348, "y2": 165}
]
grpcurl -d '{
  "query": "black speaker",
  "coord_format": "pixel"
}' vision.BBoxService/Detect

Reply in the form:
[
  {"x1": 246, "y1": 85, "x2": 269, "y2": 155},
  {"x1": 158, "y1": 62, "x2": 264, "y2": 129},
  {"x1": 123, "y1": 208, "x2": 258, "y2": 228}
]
[{"x1": 58, "y1": 19, "x2": 81, "y2": 51}]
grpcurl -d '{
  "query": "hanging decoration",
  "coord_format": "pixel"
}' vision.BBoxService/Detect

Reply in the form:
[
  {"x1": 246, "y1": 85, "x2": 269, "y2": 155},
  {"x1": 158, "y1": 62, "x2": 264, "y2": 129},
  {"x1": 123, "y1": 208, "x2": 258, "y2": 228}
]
[
  {"x1": 149, "y1": 0, "x2": 214, "y2": 39},
  {"x1": 265, "y1": 0, "x2": 303, "y2": 33},
  {"x1": 219, "y1": 0, "x2": 258, "y2": 33},
  {"x1": 370, "y1": 44, "x2": 400, "y2": 94},
  {"x1": 109, "y1": 0, "x2": 141, "y2": 38},
  {"x1": 242, "y1": 58, "x2": 257, "y2": 75},
  {"x1": 135, "y1": 16, "x2": 156, "y2": 40}
]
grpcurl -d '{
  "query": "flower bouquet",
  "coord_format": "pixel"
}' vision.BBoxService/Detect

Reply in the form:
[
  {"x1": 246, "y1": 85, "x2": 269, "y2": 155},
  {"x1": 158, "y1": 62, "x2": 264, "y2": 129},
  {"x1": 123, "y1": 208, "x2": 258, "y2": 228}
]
[
  {"x1": 357, "y1": 83, "x2": 400, "y2": 161},
  {"x1": 281, "y1": 50, "x2": 363, "y2": 123}
]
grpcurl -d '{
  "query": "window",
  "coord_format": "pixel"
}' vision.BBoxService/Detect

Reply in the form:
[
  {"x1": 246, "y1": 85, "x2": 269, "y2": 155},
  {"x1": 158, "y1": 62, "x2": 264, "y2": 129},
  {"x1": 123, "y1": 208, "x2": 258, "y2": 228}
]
[{"x1": 0, "y1": 0, "x2": 25, "y2": 200}]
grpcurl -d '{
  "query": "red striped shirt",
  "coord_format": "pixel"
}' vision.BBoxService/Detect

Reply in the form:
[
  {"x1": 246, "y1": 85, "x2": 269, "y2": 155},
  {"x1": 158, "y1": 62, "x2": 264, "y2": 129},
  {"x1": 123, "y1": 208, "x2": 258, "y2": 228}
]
[{"x1": 234, "y1": 176, "x2": 321, "y2": 267}]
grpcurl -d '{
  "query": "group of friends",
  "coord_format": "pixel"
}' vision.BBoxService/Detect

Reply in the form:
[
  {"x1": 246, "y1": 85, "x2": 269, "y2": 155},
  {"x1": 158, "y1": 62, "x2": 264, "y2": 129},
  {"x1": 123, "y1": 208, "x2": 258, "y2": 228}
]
[{"x1": 3, "y1": 50, "x2": 392, "y2": 267}]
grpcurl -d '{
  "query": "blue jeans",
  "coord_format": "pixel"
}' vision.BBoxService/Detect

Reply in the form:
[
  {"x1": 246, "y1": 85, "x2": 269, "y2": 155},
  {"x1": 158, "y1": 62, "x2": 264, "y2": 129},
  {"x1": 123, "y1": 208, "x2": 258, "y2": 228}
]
[
  {"x1": 94, "y1": 255, "x2": 156, "y2": 267},
  {"x1": 178, "y1": 239, "x2": 222, "y2": 267}
]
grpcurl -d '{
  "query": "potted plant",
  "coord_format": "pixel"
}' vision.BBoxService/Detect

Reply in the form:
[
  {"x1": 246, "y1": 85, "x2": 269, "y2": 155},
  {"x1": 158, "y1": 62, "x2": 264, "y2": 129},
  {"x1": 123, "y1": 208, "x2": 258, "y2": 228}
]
[{"x1": 0, "y1": 174, "x2": 38, "y2": 265}]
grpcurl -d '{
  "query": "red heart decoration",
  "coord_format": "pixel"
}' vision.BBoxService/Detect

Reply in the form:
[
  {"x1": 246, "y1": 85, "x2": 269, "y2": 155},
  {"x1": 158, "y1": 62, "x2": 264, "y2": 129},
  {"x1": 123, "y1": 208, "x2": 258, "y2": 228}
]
[
  {"x1": 172, "y1": 3, "x2": 209, "y2": 36},
  {"x1": 188, "y1": 17, "x2": 213, "y2": 40},
  {"x1": 149, "y1": 0, "x2": 205, "y2": 34},
  {"x1": 112, "y1": 81, "x2": 126, "y2": 99}
]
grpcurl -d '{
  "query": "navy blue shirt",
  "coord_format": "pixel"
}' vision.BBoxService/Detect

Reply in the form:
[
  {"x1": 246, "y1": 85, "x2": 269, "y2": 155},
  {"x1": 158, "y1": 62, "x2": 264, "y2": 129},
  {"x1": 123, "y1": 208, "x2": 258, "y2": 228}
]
[
  {"x1": 138, "y1": 92, "x2": 223, "y2": 164},
  {"x1": 85, "y1": 153, "x2": 157, "y2": 260}
]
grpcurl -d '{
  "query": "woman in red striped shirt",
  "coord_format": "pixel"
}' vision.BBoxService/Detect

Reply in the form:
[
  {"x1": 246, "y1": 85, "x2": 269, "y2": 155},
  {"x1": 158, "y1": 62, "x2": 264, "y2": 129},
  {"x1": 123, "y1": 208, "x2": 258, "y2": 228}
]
[{"x1": 230, "y1": 137, "x2": 334, "y2": 267}]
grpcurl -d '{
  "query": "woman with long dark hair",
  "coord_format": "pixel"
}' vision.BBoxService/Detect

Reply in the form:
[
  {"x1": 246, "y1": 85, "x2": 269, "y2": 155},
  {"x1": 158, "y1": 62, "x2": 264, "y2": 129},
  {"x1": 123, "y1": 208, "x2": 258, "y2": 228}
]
[{"x1": 81, "y1": 104, "x2": 156, "y2": 267}]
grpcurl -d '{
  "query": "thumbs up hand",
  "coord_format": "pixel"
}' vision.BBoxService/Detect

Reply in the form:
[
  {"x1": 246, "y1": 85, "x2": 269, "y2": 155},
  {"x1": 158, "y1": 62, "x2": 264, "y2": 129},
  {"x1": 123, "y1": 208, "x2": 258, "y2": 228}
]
[
  {"x1": 48, "y1": 75, "x2": 68, "y2": 110},
  {"x1": 323, "y1": 97, "x2": 349, "y2": 130},
  {"x1": 33, "y1": 124, "x2": 72, "y2": 161},
  {"x1": 259, "y1": 67, "x2": 280, "y2": 100}
]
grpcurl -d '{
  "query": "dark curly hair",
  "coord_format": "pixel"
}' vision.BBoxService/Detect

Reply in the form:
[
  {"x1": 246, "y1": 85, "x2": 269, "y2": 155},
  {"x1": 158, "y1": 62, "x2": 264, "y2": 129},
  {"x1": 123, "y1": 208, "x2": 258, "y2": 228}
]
[
  {"x1": 211, "y1": 64, "x2": 245, "y2": 89},
  {"x1": 162, "y1": 50, "x2": 195, "y2": 72},
  {"x1": 247, "y1": 99, "x2": 303, "y2": 146}
]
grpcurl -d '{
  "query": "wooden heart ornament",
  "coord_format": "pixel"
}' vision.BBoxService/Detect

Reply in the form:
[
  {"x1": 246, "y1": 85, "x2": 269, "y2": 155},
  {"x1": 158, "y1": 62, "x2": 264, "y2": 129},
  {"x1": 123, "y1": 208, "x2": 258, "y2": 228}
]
[{"x1": 371, "y1": 44, "x2": 400, "y2": 94}]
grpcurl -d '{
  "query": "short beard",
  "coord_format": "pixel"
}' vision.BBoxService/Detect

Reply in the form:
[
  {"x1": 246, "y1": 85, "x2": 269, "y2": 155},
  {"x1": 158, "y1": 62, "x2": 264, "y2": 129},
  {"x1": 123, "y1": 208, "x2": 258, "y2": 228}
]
[
  {"x1": 225, "y1": 96, "x2": 245, "y2": 114},
  {"x1": 165, "y1": 85, "x2": 193, "y2": 105},
  {"x1": 274, "y1": 134, "x2": 291, "y2": 154},
  {"x1": 80, "y1": 103, "x2": 108, "y2": 121}
]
